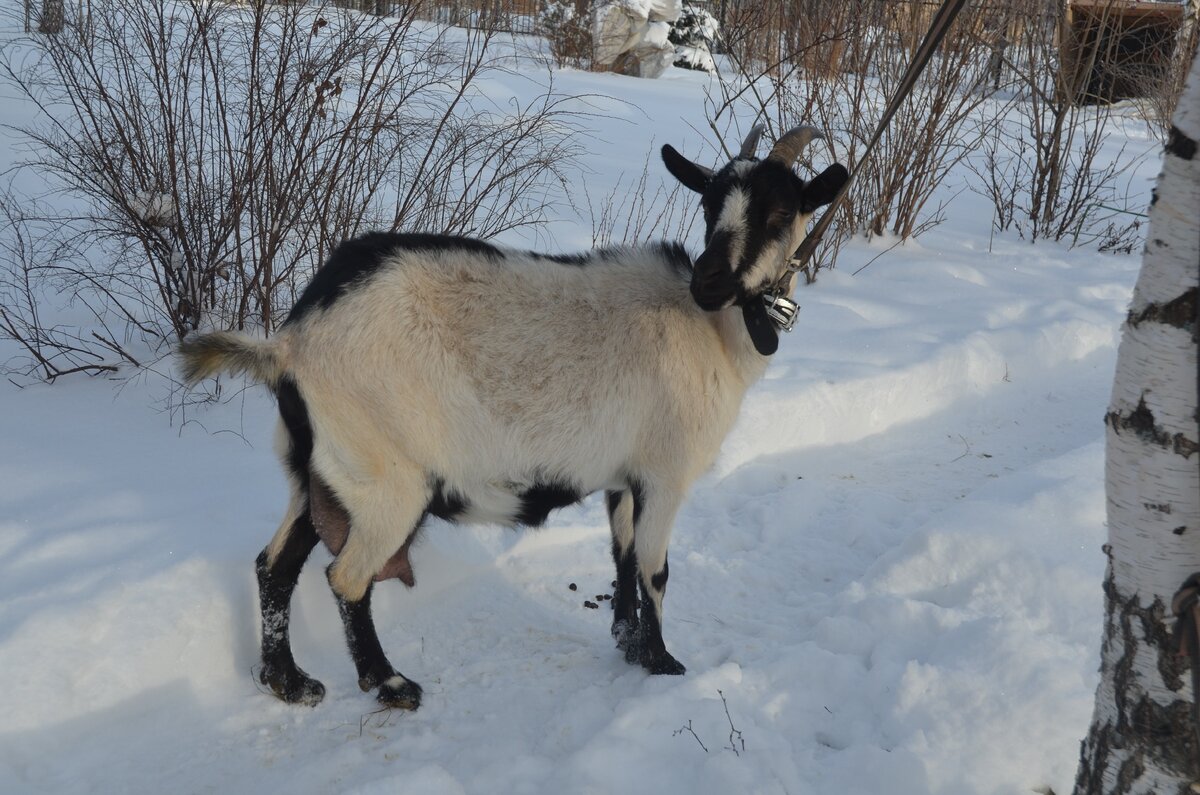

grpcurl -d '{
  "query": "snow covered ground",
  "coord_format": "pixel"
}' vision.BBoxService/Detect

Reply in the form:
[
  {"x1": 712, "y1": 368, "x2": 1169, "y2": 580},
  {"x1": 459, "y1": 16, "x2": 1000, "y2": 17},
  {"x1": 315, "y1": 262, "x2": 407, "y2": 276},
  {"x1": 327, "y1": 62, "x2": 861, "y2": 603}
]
[{"x1": 0, "y1": 13, "x2": 1165, "y2": 795}]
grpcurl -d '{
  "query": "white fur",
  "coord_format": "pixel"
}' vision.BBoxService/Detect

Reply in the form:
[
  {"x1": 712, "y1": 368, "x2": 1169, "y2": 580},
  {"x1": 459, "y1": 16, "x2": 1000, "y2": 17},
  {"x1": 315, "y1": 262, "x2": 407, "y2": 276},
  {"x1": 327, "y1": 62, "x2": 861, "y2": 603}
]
[
  {"x1": 740, "y1": 211, "x2": 814, "y2": 292},
  {"x1": 715, "y1": 187, "x2": 748, "y2": 270}
]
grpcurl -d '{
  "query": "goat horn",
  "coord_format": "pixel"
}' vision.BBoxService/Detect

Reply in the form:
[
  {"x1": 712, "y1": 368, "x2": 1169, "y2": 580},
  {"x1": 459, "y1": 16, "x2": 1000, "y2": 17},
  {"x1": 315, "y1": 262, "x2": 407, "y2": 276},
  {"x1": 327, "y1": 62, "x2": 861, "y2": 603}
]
[
  {"x1": 737, "y1": 125, "x2": 764, "y2": 159},
  {"x1": 767, "y1": 126, "x2": 824, "y2": 166}
]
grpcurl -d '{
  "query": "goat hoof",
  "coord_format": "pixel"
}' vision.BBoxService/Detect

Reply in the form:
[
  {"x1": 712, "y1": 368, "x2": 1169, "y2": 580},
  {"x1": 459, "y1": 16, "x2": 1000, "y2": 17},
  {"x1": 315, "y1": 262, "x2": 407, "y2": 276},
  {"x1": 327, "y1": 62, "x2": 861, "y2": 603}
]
[
  {"x1": 612, "y1": 618, "x2": 639, "y2": 650},
  {"x1": 358, "y1": 664, "x2": 397, "y2": 693},
  {"x1": 614, "y1": 625, "x2": 685, "y2": 674},
  {"x1": 622, "y1": 641, "x2": 642, "y2": 666},
  {"x1": 259, "y1": 664, "x2": 326, "y2": 706},
  {"x1": 643, "y1": 652, "x2": 686, "y2": 676},
  {"x1": 377, "y1": 675, "x2": 422, "y2": 711}
]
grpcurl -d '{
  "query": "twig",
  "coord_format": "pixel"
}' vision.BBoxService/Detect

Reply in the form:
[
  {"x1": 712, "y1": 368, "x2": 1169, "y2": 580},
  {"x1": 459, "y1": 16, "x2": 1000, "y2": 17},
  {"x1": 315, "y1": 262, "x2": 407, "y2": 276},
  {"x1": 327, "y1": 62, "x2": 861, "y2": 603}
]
[
  {"x1": 718, "y1": 689, "x2": 745, "y2": 756},
  {"x1": 359, "y1": 706, "x2": 397, "y2": 737},
  {"x1": 249, "y1": 665, "x2": 271, "y2": 697},
  {"x1": 950, "y1": 434, "x2": 971, "y2": 463},
  {"x1": 851, "y1": 236, "x2": 906, "y2": 276},
  {"x1": 673, "y1": 719, "x2": 709, "y2": 753},
  {"x1": 91, "y1": 330, "x2": 141, "y2": 367}
]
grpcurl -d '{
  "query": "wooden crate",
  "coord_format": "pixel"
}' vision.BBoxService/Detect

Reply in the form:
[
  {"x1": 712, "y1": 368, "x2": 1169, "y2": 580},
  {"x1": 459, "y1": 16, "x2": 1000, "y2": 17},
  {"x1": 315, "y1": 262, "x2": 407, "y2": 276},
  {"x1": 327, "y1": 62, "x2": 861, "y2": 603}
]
[{"x1": 1060, "y1": 0, "x2": 1185, "y2": 103}]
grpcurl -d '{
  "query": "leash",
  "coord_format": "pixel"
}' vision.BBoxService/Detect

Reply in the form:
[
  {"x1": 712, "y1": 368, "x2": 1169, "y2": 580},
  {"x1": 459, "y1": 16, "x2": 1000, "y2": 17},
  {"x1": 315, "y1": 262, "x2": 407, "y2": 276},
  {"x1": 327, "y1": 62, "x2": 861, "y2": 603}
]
[{"x1": 764, "y1": 0, "x2": 973, "y2": 332}]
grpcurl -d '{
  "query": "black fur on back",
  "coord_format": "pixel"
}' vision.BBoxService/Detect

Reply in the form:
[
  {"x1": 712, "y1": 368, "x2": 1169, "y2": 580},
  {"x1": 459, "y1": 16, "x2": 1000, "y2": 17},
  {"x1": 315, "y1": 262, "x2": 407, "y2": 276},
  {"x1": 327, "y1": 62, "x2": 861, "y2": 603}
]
[
  {"x1": 529, "y1": 252, "x2": 590, "y2": 266},
  {"x1": 529, "y1": 243, "x2": 692, "y2": 279},
  {"x1": 287, "y1": 233, "x2": 506, "y2": 325},
  {"x1": 654, "y1": 242, "x2": 693, "y2": 278}
]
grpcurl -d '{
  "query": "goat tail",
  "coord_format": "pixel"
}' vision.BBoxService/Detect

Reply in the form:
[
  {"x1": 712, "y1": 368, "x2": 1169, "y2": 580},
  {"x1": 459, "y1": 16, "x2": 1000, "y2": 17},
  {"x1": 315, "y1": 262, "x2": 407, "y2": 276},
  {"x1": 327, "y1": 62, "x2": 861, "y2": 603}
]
[{"x1": 178, "y1": 331, "x2": 285, "y2": 387}]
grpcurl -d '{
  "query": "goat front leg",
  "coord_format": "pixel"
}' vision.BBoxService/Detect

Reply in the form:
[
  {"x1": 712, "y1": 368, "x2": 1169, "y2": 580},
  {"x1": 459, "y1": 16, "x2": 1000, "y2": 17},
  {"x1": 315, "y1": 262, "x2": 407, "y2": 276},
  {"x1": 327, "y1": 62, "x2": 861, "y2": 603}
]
[
  {"x1": 627, "y1": 483, "x2": 686, "y2": 675},
  {"x1": 606, "y1": 489, "x2": 640, "y2": 653}
]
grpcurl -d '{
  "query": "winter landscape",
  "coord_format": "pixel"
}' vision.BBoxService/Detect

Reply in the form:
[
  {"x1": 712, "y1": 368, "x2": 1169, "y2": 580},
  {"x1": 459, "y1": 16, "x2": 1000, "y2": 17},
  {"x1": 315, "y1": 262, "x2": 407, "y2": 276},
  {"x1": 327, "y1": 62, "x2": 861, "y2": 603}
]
[{"x1": 0, "y1": 1, "x2": 1195, "y2": 793}]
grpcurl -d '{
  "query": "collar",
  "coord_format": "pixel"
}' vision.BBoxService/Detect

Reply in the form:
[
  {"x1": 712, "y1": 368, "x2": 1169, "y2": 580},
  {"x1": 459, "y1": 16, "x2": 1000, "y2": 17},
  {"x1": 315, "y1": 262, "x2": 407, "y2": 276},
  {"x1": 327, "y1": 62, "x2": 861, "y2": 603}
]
[
  {"x1": 761, "y1": 252, "x2": 803, "y2": 333},
  {"x1": 742, "y1": 289, "x2": 799, "y2": 356},
  {"x1": 734, "y1": 253, "x2": 802, "y2": 355},
  {"x1": 762, "y1": 290, "x2": 799, "y2": 331}
]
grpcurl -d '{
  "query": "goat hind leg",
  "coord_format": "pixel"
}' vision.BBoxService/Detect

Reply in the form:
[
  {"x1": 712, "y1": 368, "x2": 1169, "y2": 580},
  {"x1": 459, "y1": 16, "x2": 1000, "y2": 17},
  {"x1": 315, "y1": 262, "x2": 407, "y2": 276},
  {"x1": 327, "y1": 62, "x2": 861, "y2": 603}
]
[
  {"x1": 329, "y1": 576, "x2": 423, "y2": 710},
  {"x1": 257, "y1": 505, "x2": 325, "y2": 705},
  {"x1": 326, "y1": 467, "x2": 426, "y2": 601},
  {"x1": 325, "y1": 472, "x2": 426, "y2": 708}
]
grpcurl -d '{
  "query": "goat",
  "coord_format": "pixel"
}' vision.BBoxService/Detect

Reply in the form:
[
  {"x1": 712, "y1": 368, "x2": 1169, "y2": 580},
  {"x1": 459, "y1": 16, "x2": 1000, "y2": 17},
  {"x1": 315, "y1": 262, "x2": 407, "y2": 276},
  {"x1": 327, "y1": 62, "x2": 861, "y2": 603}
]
[{"x1": 179, "y1": 125, "x2": 848, "y2": 710}]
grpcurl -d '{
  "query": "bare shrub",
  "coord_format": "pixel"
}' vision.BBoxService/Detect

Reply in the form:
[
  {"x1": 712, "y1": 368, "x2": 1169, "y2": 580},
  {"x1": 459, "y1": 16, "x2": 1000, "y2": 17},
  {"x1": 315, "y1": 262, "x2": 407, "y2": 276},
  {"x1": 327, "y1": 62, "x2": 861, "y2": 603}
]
[
  {"x1": 0, "y1": 0, "x2": 581, "y2": 382},
  {"x1": 713, "y1": 0, "x2": 1159, "y2": 266},
  {"x1": 0, "y1": 195, "x2": 140, "y2": 382},
  {"x1": 710, "y1": 0, "x2": 1003, "y2": 280},
  {"x1": 969, "y1": 0, "x2": 1151, "y2": 246},
  {"x1": 537, "y1": 0, "x2": 593, "y2": 69},
  {"x1": 587, "y1": 148, "x2": 700, "y2": 248}
]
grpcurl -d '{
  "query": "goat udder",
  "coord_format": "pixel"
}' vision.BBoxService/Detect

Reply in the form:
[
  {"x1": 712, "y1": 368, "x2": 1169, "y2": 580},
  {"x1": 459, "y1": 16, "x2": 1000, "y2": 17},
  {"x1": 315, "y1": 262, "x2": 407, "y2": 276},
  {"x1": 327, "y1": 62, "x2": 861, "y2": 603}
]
[{"x1": 310, "y1": 472, "x2": 416, "y2": 588}]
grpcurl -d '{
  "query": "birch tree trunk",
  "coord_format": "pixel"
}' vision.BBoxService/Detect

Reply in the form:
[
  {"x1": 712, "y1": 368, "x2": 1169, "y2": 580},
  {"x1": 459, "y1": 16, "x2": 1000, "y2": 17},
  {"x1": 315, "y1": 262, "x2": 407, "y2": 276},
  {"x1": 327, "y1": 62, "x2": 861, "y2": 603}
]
[{"x1": 1073, "y1": 44, "x2": 1200, "y2": 795}]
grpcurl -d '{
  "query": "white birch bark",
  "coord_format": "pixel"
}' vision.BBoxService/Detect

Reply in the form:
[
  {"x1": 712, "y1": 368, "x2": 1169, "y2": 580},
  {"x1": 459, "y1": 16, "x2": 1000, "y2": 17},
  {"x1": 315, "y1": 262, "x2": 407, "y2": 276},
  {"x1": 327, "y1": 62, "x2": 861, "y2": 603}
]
[{"x1": 1073, "y1": 44, "x2": 1200, "y2": 795}]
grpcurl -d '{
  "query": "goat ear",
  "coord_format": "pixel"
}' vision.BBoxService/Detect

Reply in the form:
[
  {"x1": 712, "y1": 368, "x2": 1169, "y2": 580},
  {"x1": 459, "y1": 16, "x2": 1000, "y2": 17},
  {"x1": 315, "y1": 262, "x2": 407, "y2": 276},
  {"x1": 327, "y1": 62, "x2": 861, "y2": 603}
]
[
  {"x1": 800, "y1": 163, "x2": 850, "y2": 212},
  {"x1": 662, "y1": 145, "x2": 713, "y2": 194},
  {"x1": 690, "y1": 248, "x2": 739, "y2": 311}
]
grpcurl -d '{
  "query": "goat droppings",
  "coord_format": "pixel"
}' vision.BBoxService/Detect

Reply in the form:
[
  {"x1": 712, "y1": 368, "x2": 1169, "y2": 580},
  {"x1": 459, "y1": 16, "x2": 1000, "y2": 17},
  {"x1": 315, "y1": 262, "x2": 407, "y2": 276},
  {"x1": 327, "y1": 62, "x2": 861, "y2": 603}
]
[
  {"x1": 584, "y1": 601, "x2": 598, "y2": 609},
  {"x1": 568, "y1": 583, "x2": 577, "y2": 591}
]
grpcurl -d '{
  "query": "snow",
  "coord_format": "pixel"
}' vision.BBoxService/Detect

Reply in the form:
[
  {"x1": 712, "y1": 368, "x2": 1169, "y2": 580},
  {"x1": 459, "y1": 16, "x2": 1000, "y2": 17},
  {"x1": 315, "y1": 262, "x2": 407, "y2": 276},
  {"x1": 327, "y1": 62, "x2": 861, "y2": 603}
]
[
  {"x1": 0, "y1": 12, "x2": 1164, "y2": 795},
  {"x1": 128, "y1": 192, "x2": 177, "y2": 228}
]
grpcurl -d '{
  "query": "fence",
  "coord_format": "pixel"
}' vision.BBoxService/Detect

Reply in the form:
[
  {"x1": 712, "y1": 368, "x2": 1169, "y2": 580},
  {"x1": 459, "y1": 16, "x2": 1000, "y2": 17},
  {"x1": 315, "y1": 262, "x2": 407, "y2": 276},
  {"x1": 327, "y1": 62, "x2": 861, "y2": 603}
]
[
  {"x1": 23, "y1": 0, "x2": 1197, "y2": 101},
  {"x1": 332, "y1": 0, "x2": 543, "y2": 34}
]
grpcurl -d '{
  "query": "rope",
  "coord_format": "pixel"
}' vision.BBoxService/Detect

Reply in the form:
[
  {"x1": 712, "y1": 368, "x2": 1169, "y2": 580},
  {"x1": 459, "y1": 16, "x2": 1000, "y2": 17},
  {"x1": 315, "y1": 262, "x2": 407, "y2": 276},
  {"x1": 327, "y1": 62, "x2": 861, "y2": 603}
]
[{"x1": 775, "y1": 0, "x2": 972, "y2": 288}]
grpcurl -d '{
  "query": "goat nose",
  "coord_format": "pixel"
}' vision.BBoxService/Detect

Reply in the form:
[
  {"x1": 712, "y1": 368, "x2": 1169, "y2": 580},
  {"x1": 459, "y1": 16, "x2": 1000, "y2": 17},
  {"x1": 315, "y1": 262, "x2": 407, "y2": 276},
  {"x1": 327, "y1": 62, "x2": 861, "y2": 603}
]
[{"x1": 690, "y1": 247, "x2": 738, "y2": 311}]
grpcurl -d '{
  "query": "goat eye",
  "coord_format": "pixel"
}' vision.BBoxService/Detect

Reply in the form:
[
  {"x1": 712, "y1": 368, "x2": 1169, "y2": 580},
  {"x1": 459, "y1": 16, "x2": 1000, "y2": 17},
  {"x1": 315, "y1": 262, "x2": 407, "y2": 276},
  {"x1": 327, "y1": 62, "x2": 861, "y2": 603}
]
[{"x1": 768, "y1": 210, "x2": 794, "y2": 232}]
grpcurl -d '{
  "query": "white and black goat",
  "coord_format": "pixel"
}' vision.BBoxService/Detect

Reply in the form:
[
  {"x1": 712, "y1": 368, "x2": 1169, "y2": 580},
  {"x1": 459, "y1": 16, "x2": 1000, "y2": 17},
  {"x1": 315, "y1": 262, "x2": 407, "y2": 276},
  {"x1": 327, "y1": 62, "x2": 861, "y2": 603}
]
[{"x1": 180, "y1": 126, "x2": 848, "y2": 710}]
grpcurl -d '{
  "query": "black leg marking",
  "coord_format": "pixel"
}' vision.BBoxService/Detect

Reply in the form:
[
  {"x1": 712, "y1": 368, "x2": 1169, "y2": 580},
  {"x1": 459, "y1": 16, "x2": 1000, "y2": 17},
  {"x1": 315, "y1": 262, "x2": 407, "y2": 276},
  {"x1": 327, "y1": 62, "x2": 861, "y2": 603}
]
[
  {"x1": 256, "y1": 513, "x2": 326, "y2": 705},
  {"x1": 329, "y1": 568, "x2": 423, "y2": 711},
  {"x1": 610, "y1": 538, "x2": 641, "y2": 652},
  {"x1": 606, "y1": 490, "x2": 640, "y2": 654},
  {"x1": 332, "y1": 579, "x2": 394, "y2": 690},
  {"x1": 629, "y1": 479, "x2": 646, "y2": 525},
  {"x1": 636, "y1": 567, "x2": 686, "y2": 676},
  {"x1": 651, "y1": 556, "x2": 669, "y2": 592}
]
